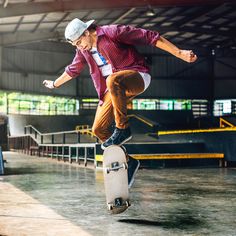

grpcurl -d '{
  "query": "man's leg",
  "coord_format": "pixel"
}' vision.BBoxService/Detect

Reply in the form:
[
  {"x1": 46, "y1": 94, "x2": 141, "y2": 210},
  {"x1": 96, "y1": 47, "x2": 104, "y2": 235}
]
[
  {"x1": 107, "y1": 70, "x2": 144, "y2": 129},
  {"x1": 95, "y1": 74, "x2": 142, "y2": 188},
  {"x1": 101, "y1": 70, "x2": 145, "y2": 148},
  {"x1": 127, "y1": 155, "x2": 140, "y2": 189},
  {"x1": 92, "y1": 92, "x2": 114, "y2": 142}
]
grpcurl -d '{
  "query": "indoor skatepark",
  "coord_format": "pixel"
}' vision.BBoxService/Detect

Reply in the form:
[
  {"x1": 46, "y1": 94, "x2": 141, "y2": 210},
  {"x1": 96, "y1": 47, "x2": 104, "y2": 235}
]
[
  {"x1": 1, "y1": 0, "x2": 236, "y2": 235},
  {"x1": 1, "y1": 152, "x2": 236, "y2": 236}
]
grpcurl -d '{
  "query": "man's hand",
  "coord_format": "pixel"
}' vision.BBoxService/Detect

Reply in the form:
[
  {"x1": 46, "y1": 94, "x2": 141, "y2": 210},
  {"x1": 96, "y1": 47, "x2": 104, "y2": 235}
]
[
  {"x1": 155, "y1": 37, "x2": 197, "y2": 63},
  {"x1": 43, "y1": 80, "x2": 55, "y2": 89},
  {"x1": 177, "y1": 50, "x2": 197, "y2": 63}
]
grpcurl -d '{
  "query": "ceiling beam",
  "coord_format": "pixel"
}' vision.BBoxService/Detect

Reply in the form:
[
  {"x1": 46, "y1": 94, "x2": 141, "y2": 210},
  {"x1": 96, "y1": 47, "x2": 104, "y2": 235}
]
[
  {"x1": 169, "y1": 5, "x2": 220, "y2": 28},
  {"x1": 3, "y1": 0, "x2": 9, "y2": 8},
  {"x1": 50, "y1": 12, "x2": 70, "y2": 32},
  {"x1": 0, "y1": 31, "x2": 61, "y2": 46},
  {"x1": 31, "y1": 14, "x2": 47, "y2": 33},
  {"x1": 156, "y1": 25, "x2": 236, "y2": 38},
  {"x1": 0, "y1": 25, "x2": 234, "y2": 47},
  {"x1": 111, "y1": 8, "x2": 136, "y2": 24},
  {"x1": 13, "y1": 16, "x2": 24, "y2": 34},
  {"x1": 0, "y1": 0, "x2": 235, "y2": 18}
]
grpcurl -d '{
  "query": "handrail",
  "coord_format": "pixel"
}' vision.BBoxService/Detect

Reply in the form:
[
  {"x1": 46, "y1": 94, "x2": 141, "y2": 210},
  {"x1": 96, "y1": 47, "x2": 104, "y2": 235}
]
[
  {"x1": 128, "y1": 114, "x2": 157, "y2": 127},
  {"x1": 158, "y1": 127, "x2": 236, "y2": 135},
  {"x1": 78, "y1": 128, "x2": 96, "y2": 138},
  {"x1": 75, "y1": 125, "x2": 90, "y2": 130},
  {"x1": 219, "y1": 118, "x2": 235, "y2": 128},
  {"x1": 21, "y1": 124, "x2": 98, "y2": 145},
  {"x1": 25, "y1": 125, "x2": 79, "y2": 136},
  {"x1": 24, "y1": 125, "x2": 42, "y2": 135}
]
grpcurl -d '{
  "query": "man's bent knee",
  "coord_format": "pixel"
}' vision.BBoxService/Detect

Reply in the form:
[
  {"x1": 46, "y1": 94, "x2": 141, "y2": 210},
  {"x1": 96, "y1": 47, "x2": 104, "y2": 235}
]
[{"x1": 106, "y1": 74, "x2": 122, "y2": 91}]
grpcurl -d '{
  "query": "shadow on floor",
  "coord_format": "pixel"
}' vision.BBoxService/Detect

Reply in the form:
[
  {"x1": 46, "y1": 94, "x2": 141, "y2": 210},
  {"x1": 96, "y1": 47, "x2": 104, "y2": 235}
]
[{"x1": 119, "y1": 210, "x2": 205, "y2": 230}]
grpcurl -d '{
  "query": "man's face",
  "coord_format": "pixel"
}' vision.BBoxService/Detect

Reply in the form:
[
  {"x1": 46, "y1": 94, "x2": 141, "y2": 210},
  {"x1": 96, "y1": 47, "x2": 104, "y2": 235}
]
[{"x1": 70, "y1": 30, "x2": 93, "y2": 51}]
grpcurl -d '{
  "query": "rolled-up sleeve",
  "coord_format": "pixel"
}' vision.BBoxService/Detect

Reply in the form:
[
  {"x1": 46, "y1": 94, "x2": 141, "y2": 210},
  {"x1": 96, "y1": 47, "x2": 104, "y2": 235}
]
[
  {"x1": 65, "y1": 50, "x2": 86, "y2": 78},
  {"x1": 104, "y1": 25, "x2": 160, "y2": 47}
]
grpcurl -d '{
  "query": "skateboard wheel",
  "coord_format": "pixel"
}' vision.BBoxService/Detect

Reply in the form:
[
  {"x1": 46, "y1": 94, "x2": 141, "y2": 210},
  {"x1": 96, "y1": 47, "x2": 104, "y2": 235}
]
[
  {"x1": 123, "y1": 163, "x2": 128, "y2": 170},
  {"x1": 108, "y1": 204, "x2": 113, "y2": 211},
  {"x1": 126, "y1": 200, "x2": 131, "y2": 207},
  {"x1": 120, "y1": 145, "x2": 127, "y2": 153}
]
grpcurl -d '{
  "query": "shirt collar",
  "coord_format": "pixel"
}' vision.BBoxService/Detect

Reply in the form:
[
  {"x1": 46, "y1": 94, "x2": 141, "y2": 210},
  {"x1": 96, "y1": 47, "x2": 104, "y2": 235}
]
[{"x1": 96, "y1": 26, "x2": 105, "y2": 37}]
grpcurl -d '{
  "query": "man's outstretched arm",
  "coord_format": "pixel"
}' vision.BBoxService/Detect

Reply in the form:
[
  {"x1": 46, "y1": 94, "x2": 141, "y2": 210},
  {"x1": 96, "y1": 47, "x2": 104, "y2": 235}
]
[
  {"x1": 156, "y1": 36, "x2": 197, "y2": 63},
  {"x1": 43, "y1": 71, "x2": 72, "y2": 89}
]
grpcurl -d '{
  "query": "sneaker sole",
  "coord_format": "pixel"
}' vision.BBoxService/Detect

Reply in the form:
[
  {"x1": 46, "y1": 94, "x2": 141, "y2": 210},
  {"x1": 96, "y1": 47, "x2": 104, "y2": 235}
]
[
  {"x1": 101, "y1": 136, "x2": 132, "y2": 150},
  {"x1": 128, "y1": 160, "x2": 140, "y2": 189}
]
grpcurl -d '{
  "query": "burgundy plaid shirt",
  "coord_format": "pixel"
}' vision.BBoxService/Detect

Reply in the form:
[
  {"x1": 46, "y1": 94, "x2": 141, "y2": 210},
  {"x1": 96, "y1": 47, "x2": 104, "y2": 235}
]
[{"x1": 65, "y1": 24, "x2": 160, "y2": 104}]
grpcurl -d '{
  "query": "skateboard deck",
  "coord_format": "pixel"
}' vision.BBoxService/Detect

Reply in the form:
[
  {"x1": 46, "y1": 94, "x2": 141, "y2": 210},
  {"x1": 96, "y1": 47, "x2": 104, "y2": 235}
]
[{"x1": 103, "y1": 145, "x2": 130, "y2": 214}]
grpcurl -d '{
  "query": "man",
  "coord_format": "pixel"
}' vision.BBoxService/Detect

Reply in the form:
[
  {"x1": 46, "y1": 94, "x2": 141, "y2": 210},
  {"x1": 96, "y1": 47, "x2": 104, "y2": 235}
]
[{"x1": 43, "y1": 18, "x2": 197, "y2": 188}]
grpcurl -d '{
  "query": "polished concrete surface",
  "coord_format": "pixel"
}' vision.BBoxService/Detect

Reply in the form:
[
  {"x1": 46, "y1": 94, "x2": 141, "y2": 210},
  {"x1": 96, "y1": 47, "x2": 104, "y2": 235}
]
[
  {"x1": 0, "y1": 182, "x2": 91, "y2": 236},
  {"x1": 1, "y1": 152, "x2": 236, "y2": 236}
]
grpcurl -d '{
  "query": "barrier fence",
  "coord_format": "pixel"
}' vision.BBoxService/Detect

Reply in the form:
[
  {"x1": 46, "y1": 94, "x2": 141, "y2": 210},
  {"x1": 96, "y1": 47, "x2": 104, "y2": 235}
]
[{"x1": 0, "y1": 146, "x2": 4, "y2": 175}]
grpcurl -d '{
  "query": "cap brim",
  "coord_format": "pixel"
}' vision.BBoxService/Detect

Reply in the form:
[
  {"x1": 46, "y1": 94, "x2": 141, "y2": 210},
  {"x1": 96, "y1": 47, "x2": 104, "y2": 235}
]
[{"x1": 86, "y1": 19, "x2": 95, "y2": 29}]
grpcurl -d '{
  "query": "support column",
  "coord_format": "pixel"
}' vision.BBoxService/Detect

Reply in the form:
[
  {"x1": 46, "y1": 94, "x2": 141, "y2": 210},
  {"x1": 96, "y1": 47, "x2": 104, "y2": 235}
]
[
  {"x1": 209, "y1": 49, "x2": 215, "y2": 117},
  {"x1": 0, "y1": 46, "x2": 2, "y2": 80},
  {"x1": 0, "y1": 46, "x2": 2, "y2": 90}
]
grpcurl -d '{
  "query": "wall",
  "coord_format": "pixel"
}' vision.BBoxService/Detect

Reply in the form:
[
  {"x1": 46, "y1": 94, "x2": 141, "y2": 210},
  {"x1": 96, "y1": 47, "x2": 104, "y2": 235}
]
[
  {"x1": 8, "y1": 113, "x2": 96, "y2": 136},
  {"x1": 0, "y1": 41, "x2": 236, "y2": 100}
]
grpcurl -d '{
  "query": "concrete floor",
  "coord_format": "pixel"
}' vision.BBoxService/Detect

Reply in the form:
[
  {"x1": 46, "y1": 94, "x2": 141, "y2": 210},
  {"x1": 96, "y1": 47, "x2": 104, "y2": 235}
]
[{"x1": 1, "y1": 152, "x2": 236, "y2": 236}]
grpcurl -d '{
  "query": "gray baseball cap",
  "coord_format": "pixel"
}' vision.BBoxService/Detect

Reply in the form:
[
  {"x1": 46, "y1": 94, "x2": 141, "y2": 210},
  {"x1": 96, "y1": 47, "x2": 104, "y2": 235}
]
[{"x1": 65, "y1": 18, "x2": 95, "y2": 43}]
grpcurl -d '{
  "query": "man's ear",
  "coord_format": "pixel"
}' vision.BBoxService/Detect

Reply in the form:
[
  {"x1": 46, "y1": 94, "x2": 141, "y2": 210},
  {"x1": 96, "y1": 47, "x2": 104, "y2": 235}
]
[{"x1": 84, "y1": 30, "x2": 89, "y2": 36}]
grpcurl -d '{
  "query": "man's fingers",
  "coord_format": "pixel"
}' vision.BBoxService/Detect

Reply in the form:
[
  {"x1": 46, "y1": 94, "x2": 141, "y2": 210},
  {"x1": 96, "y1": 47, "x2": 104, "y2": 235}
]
[
  {"x1": 190, "y1": 54, "x2": 197, "y2": 62},
  {"x1": 43, "y1": 80, "x2": 55, "y2": 89},
  {"x1": 179, "y1": 50, "x2": 197, "y2": 63},
  {"x1": 187, "y1": 51, "x2": 197, "y2": 62},
  {"x1": 191, "y1": 52, "x2": 196, "y2": 58}
]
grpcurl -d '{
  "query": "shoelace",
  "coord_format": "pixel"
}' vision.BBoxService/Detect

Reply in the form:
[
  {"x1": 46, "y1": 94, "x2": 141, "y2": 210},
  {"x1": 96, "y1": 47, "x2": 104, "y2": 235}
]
[{"x1": 110, "y1": 128, "x2": 122, "y2": 140}]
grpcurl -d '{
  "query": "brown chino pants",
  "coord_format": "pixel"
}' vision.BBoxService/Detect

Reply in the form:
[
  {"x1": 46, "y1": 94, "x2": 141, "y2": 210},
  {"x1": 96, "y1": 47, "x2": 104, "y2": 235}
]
[{"x1": 92, "y1": 70, "x2": 145, "y2": 142}]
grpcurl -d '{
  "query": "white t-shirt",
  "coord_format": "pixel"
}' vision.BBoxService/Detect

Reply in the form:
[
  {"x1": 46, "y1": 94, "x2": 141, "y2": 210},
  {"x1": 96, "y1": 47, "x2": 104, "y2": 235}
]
[
  {"x1": 139, "y1": 72, "x2": 151, "y2": 91},
  {"x1": 90, "y1": 47, "x2": 112, "y2": 77},
  {"x1": 90, "y1": 47, "x2": 151, "y2": 91}
]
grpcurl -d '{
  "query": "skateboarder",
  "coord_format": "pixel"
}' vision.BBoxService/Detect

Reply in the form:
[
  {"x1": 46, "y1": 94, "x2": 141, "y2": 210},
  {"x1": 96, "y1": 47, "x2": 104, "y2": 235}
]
[{"x1": 43, "y1": 18, "x2": 197, "y2": 188}]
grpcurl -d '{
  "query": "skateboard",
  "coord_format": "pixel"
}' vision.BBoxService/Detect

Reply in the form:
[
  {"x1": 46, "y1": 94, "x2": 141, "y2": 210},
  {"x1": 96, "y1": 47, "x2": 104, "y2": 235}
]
[{"x1": 103, "y1": 145, "x2": 131, "y2": 214}]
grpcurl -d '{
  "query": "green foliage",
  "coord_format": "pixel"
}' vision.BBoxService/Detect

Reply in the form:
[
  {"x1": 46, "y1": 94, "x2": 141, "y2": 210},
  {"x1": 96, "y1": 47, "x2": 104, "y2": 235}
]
[
  {"x1": 0, "y1": 90, "x2": 78, "y2": 115},
  {"x1": 131, "y1": 99, "x2": 192, "y2": 110}
]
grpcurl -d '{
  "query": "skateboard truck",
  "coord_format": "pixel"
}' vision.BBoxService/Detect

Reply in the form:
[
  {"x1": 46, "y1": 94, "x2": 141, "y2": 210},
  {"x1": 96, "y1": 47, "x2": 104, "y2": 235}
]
[
  {"x1": 108, "y1": 198, "x2": 131, "y2": 211},
  {"x1": 115, "y1": 197, "x2": 122, "y2": 206},
  {"x1": 106, "y1": 161, "x2": 128, "y2": 174}
]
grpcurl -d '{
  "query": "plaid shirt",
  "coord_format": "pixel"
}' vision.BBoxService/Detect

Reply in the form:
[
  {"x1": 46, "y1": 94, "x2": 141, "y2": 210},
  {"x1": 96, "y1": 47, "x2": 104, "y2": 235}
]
[{"x1": 65, "y1": 24, "x2": 160, "y2": 104}]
